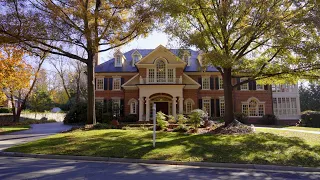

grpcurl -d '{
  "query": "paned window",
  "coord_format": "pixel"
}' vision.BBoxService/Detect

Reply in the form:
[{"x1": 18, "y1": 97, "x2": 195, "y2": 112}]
[
  {"x1": 240, "y1": 78, "x2": 248, "y2": 90},
  {"x1": 220, "y1": 98, "x2": 225, "y2": 116},
  {"x1": 96, "y1": 78, "x2": 104, "y2": 90},
  {"x1": 113, "y1": 78, "x2": 121, "y2": 90},
  {"x1": 168, "y1": 69, "x2": 174, "y2": 82},
  {"x1": 242, "y1": 98, "x2": 264, "y2": 117},
  {"x1": 130, "y1": 101, "x2": 137, "y2": 114},
  {"x1": 112, "y1": 99, "x2": 120, "y2": 117},
  {"x1": 202, "y1": 77, "x2": 210, "y2": 90},
  {"x1": 203, "y1": 99, "x2": 211, "y2": 115},
  {"x1": 148, "y1": 69, "x2": 155, "y2": 83},
  {"x1": 156, "y1": 60, "x2": 166, "y2": 82},
  {"x1": 219, "y1": 77, "x2": 223, "y2": 90},
  {"x1": 115, "y1": 55, "x2": 121, "y2": 67}
]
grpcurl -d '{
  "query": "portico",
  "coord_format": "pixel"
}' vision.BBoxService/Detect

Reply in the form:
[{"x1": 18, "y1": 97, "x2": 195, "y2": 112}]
[{"x1": 137, "y1": 85, "x2": 185, "y2": 121}]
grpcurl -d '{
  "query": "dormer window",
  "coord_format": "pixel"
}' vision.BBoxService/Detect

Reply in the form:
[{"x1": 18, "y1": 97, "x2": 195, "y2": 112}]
[
  {"x1": 182, "y1": 51, "x2": 191, "y2": 66},
  {"x1": 115, "y1": 55, "x2": 122, "y2": 67},
  {"x1": 131, "y1": 51, "x2": 141, "y2": 66}
]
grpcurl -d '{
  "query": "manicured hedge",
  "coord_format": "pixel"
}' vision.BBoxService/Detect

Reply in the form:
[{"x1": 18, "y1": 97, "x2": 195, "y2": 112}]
[{"x1": 300, "y1": 111, "x2": 320, "y2": 128}]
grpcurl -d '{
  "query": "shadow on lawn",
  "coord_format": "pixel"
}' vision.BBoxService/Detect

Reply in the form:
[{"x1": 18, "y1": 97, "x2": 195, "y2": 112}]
[{"x1": 6, "y1": 130, "x2": 320, "y2": 167}]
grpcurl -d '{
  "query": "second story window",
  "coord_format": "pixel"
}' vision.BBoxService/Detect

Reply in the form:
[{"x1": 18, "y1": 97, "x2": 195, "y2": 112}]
[
  {"x1": 115, "y1": 55, "x2": 122, "y2": 67},
  {"x1": 156, "y1": 60, "x2": 166, "y2": 82},
  {"x1": 96, "y1": 78, "x2": 104, "y2": 90},
  {"x1": 219, "y1": 77, "x2": 223, "y2": 90},
  {"x1": 256, "y1": 84, "x2": 264, "y2": 90},
  {"x1": 202, "y1": 77, "x2": 210, "y2": 90},
  {"x1": 240, "y1": 78, "x2": 248, "y2": 90},
  {"x1": 113, "y1": 78, "x2": 121, "y2": 90}
]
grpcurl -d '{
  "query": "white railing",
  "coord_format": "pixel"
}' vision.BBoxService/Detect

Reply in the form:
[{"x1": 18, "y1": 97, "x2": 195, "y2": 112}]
[{"x1": 139, "y1": 76, "x2": 182, "y2": 84}]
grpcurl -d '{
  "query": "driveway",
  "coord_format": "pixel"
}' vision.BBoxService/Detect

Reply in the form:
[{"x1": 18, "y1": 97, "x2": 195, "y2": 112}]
[{"x1": 0, "y1": 123, "x2": 73, "y2": 151}]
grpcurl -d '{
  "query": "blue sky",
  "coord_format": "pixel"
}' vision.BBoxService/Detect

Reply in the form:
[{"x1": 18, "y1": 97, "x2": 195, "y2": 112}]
[{"x1": 100, "y1": 31, "x2": 170, "y2": 63}]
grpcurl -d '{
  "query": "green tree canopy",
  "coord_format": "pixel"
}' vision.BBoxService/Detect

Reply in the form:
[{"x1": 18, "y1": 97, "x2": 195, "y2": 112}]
[{"x1": 158, "y1": 0, "x2": 320, "y2": 125}]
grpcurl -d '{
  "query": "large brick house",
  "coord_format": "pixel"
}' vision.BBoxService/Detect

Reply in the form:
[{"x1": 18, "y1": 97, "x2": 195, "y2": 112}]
[{"x1": 95, "y1": 45, "x2": 300, "y2": 124}]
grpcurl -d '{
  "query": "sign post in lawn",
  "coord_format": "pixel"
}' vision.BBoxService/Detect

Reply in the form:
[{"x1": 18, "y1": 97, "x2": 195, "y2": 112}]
[{"x1": 153, "y1": 103, "x2": 156, "y2": 148}]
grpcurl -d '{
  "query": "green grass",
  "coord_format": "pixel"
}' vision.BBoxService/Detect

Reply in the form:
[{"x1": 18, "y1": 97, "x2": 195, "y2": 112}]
[
  {"x1": 284, "y1": 126, "x2": 320, "y2": 132},
  {"x1": 0, "y1": 125, "x2": 30, "y2": 134},
  {"x1": 5, "y1": 129, "x2": 320, "y2": 167},
  {"x1": 256, "y1": 128, "x2": 320, "y2": 146}
]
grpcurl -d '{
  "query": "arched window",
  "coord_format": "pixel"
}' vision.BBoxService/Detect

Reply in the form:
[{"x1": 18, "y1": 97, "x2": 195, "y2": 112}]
[
  {"x1": 242, "y1": 97, "x2": 265, "y2": 117},
  {"x1": 184, "y1": 98, "x2": 195, "y2": 114},
  {"x1": 156, "y1": 60, "x2": 166, "y2": 82},
  {"x1": 128, "y1": 98, "x2": 138, "y2": 114}
]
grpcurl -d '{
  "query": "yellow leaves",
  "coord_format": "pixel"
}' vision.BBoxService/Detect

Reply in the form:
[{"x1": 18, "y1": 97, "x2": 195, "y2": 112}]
[{"x1": 0, "y1": 46, "x2": 32, "y2": 92}]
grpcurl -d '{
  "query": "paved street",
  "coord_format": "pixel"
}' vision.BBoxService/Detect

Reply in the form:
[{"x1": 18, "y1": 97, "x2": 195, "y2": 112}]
[
  {"x1": 0, "y1": 123, "x2": 73, "y2": 151},
  {"x1": 0, "y1": 156, "x2": 319, "y2": 180}
]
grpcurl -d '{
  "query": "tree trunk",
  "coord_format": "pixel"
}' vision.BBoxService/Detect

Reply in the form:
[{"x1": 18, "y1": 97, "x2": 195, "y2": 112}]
[
  {"x1": 87, "y1": 56, "x2": 96, "y2": 124},
  {"x1": 10, "y1": 92, "x2": 17, "y2": 122},
  {"x1": 223, "y1": 68, "x2": 234, "y2": 126}
]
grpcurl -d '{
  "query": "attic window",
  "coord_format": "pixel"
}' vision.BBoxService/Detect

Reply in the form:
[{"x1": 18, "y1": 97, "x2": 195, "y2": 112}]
[
  {"x1": 115, "y1": 55, "x2": 122, "y2": 67},
  {"x1": 182, "y1": 53, "x2": 190, "y2": 66},
  {"x1": 132, "y1": 54, "x2": 141, "y2": 66}
]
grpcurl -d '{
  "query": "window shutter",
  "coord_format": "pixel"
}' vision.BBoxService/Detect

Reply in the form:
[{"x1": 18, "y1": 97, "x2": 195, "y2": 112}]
[
  {"x1": 109, "y1": 78, "x2": 113, "y2": 90},
  {"x1": 198, "y1": 78, "x2": 202, "y2": 87},
  {"x1": 104, "y1": 78, "x2": 108, "y2": 90},
  {"x1": 94, "y1": 78, "x2": 96, "y2": 90},
  {"x1": 103, "y1": 99, "x2": 107, "y2": 113},
  {"x1": 264, "y1": 85, "x2": 269, "y2": 90},
  {"x1": 216, "y1": 99, "x2": 220, "y2": 117},
  {"x1": 252, "y1": 81, "x2": 257, "y2": 90},
  {"x1": 210, "y1": 77, "x2": 214, "y2": 90},
  {"x1": 198, "y1": 99, "x2": 202, "y2": 109},
  {"x1": 215, "y1": 77, "x2": 219, "y2": 90},
  {"x1": 236, "y1": 78, "x2": 241, "y2": 90},
  {"x1": 120, "y1": 99, "x2": 124, "y2": 116},
  {"x1": 211, "y1": 99, "x2": 214, "y2": 117},
  {"x1": 249, "y1": 81, "x2": 253, "y2": 90},
  {"x1": 121, "y1": 78, "x2": 124, "y2": 89},
  {"x1": 107, "y1": 99, "x2": 112, "y2": 113}
]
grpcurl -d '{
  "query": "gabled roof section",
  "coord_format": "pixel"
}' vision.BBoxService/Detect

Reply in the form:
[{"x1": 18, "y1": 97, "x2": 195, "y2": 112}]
[{"x1": 95, "y1": 46, "x2": 218, "y2": 73}]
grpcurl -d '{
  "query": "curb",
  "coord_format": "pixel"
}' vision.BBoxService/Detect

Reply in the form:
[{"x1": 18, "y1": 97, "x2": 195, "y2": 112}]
[{"x1": 0, "y1": 152, "x2": 319, "y2": 172}]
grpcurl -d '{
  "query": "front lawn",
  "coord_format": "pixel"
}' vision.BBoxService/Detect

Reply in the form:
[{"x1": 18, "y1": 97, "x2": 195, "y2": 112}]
[
  {"x1": 0, "y1": 125, "x2": 30, "y2": 134},
  {"x1": 284, "y1": 126, "x2": 320, "y2": 132},
  {"x1": 5, "y1": 129, "x2": 320, "y2": 167}
]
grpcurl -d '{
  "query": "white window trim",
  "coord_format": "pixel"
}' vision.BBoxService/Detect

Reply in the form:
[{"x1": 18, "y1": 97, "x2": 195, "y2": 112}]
[
  {"x1": 256, "y1": 84, "x2": 264, "y2": 91},
  {"x1": 202, "y1": 76, "x2": 210, "y2": 90},
  {"x1": 112, "y1": 77, "x2": 121, "y2": 91},
  {"x1": 115, "y1": 55, "x2": 122, "y2": 67},
  {"x1": 96, "y1": 78, "x2": 104, "y2": 91},
  {"x1": 184, "y1": 98, "x2": 195, "y2": 114},
  {"x1": 219, "y1": 97, "x2": 225, "y2": 117},
  {"x1": 219, "y1": 76, "x2": 223, "y2": 90},
  {"x1": 128, "y1": 98, "x2": 138, "y2": 114},
  {"x1": 202, "y1": 97, "x2": 211, "y2": 115},
  {"x1": 240, "y1": 78, "x2": 249, "y2": 91},
  {"x1": 241, "y1": 97, "x2": 265, "y2": 117}
]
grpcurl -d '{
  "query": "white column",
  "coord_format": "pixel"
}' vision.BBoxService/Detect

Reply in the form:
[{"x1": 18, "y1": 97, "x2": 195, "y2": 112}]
[
  {"x1": 172, "y1": 97, "x2": 177, "y2": 118},
  {"x1": 146, "y1": 97, "x2": 150, "y2": 121},
  {"x1": 139, "y1": 97, "x2": 144, "y2": 121},
  {"x1": 179, "y1": 97, "x2": 184, "y2": 114}
]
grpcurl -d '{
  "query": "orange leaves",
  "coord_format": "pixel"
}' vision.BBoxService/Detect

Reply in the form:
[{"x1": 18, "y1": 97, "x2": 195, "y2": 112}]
[{"x1": 0, "y1": 46, "x2": 32, "y2": 92}]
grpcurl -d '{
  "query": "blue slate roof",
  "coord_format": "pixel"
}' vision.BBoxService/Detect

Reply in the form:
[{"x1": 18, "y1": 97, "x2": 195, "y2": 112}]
[{"x1": 95, "y1": 49, "x2": 218, "y2": 73}]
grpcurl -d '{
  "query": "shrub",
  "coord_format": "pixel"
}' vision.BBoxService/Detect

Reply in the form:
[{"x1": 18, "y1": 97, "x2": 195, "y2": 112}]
[
  {"x1": 122, "y1": 125, "x2": 149, "y2": 131},
  {"x1": 177, "y1": 114, "x2": 187, "y2": 124},
  {"x1": 156, "y1": 111, "x2": 168, "y2": 130},
  {"x1": 63, "y1": 102, "x2": 87, "y2": 124},
  {"x1": 300, "y1": 111, "x2": 320, "y2": 128},
  {"x1": 261, "y1": 114, "x2": 278, "y2": 125},
  {"x1": 167, "y1": 115, "x2": 176, "y2": 124},
  {"x1": 92, "y1": 123, "x2": 114, "y2": 129},
  {"x1": 123, "y1": 114, "x2": 138, "y2": 122},
  {"x1": 188, "y1": 109, "x2": 206, "y2": 130},
  {"x1": 102, "y1": 112, "x2": 113, "y2": 123},
  {"x1": 234, "y1": 112, "x2": 248, "y2": 124},
  {"x1": 173, "y1": 124, "x2": 189, "y2": 132},
  {"x1": 0, "y1": 108, "x2": 11, "y2": 113}
]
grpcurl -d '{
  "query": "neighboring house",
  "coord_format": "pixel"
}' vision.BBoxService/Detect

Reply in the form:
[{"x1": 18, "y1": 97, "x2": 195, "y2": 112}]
[
  {"x1": 0, "y1": 94, "x2": 19, "y2": 109},
  {"x1": 95, "y1": 45, "x2": 300, "y2": 124}
]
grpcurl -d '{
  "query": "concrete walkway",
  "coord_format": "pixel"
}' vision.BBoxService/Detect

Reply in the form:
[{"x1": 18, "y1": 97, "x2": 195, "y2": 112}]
[
  {"x1": 0, "y1": 123, "x2": 72, "y2": 151},
  {"x1": 255, "y1": 127, "x2": 320, "y2": 134}
]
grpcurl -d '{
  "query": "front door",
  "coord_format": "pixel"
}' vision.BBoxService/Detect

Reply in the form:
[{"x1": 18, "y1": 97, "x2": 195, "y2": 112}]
[{"x1": 155, "y1": 102, "x2": 169, "y2": 115}]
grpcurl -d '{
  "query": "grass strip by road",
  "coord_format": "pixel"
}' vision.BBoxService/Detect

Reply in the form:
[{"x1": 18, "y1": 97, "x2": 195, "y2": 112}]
[
  {"x1": 0, "y1": 125, "x2": 30, "y2": 135},
  {"x1": 284, "y1": 126, "x2": 320, "y2": 132},
  {"x1": 5, "y1": 129, "x2": 320, "y2": 167}
]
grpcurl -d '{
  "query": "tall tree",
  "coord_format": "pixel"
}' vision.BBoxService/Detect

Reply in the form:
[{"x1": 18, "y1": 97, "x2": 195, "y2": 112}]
[
  {"x1": 0, "y1": 0, "x2": 158, "y2": 124},
  {"x1": 159, "y1": 0, "x2": 320, "y2": 125},
  {"x1": 0, "y1": 46, "x2": 32, "y2": 122}
]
